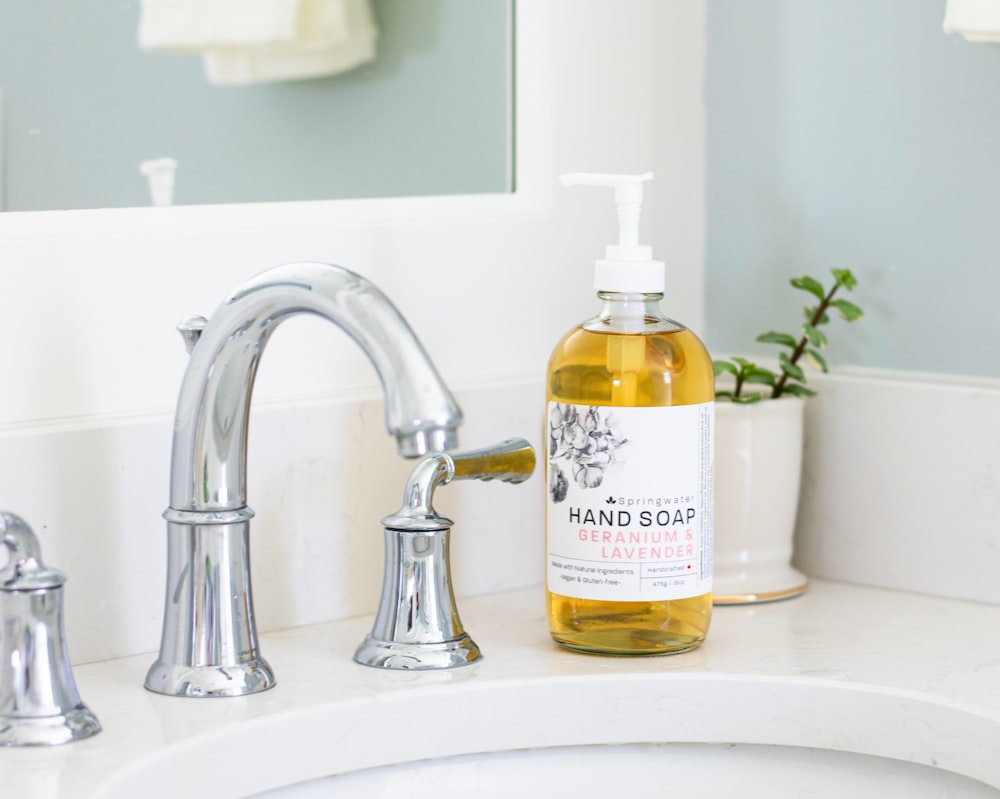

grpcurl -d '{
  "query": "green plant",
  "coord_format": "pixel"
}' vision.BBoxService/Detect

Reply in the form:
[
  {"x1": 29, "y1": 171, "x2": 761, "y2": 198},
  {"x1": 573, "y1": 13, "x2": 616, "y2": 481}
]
[{"x1": 713, "y1": 268, "x2": 863, "y2": 403}]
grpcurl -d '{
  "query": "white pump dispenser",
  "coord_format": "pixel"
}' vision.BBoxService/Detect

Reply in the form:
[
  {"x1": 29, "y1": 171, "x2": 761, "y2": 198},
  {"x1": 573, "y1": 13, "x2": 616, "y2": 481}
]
[{"x1": 559, "y1": 172, "x2": 664, "y2": 294}]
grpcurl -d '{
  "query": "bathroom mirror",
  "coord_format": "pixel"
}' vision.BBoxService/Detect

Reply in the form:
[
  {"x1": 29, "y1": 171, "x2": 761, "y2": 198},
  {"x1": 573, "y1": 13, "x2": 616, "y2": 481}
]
[{"x1": 0, "y1": 0, "x2": 512, "y2": 212}]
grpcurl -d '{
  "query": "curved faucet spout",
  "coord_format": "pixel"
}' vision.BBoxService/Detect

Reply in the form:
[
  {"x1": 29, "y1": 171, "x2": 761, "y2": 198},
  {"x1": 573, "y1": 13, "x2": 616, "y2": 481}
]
[
  {"x1": 146, "y1": 262, "x2": 463, "y2": 698},
  {"x1": 170, "y1": 261, "x2": 463, "y2": 513}
]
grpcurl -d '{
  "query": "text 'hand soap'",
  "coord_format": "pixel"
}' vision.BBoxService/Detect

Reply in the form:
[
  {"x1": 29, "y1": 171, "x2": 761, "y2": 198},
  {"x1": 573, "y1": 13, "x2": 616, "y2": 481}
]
[{"x1": 546, "y1": 172, "x2": 714, "y2": 656}]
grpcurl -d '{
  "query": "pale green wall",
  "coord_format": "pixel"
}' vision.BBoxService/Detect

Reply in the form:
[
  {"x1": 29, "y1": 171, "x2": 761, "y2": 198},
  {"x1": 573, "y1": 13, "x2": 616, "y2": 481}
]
[
  {"x1": 0, "y1": 0, "x2": 509, "y2": 211},
  {"x1": 705, "y1": 0, "x2": 1000, "y2": 378}
]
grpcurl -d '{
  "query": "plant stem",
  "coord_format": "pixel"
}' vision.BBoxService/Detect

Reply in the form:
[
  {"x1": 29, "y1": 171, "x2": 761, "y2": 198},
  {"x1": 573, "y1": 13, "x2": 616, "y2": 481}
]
[
  {"x1": 772, "y1": 283, "x2": 840, "y2": 399},
  {"x1": 734, "y1": 370, "x2": 745, "y2": 398}
]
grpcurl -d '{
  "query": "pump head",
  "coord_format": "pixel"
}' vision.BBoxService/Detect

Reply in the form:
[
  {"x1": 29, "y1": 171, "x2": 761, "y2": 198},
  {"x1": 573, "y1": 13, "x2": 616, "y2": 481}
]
[{"x1": 560, "y1": 171, "x2": 664, "y2": 293}]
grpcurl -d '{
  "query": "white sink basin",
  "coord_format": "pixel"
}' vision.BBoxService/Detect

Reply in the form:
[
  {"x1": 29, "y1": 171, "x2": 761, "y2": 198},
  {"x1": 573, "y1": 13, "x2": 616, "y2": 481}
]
[{"x1": 95, "y1": 673, "x2": 1000, "y2": 798}]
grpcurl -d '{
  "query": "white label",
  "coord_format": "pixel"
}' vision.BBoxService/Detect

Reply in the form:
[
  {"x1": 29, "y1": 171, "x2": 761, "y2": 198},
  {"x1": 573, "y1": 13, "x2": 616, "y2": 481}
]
[{"x1": 546, "y1": 401, "x2": 714, "y2": 602}]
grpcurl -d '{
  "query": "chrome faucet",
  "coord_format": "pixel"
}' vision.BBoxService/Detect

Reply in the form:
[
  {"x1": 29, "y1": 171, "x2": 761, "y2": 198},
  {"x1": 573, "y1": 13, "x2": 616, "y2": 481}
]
[
  {"x1": 1, "y1": 512, "x2": 101, "y2": 745},
  {"x1": 144, "y1": 262, "x2": 463, "y2": 698}
]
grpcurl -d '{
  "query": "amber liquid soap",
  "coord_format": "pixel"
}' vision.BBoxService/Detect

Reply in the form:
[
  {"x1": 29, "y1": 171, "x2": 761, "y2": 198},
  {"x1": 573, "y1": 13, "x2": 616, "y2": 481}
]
[{"x1": 546, "y1": 293, "x2": 714, "y2": 655}]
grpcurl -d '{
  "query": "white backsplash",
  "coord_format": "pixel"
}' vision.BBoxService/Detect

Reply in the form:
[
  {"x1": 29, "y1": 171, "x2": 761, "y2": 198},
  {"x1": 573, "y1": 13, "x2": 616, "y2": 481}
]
[{"x1": 794, "y1": 367, "x2": 1000, "y2": 605}]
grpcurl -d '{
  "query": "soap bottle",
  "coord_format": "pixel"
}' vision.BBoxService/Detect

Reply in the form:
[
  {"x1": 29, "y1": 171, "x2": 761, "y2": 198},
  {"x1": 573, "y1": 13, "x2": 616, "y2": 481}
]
[{"x1": 546, "y1": 172, "x2": 714, "y2": 656}]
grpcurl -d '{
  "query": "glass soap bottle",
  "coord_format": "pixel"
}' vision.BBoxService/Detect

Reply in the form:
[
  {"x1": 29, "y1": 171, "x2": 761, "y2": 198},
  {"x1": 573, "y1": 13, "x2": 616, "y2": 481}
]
[{"x1": 546, "y1": 172, "x2": 715, "y2": 655}]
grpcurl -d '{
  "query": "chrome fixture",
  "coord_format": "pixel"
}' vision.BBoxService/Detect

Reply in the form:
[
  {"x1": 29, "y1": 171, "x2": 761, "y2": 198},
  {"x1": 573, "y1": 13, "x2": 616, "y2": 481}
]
[
  {"x1": 1, "y1": 512, "x2": 101, "y2": 746},
  {"x1": 355, "y1": 437, "x2": 535, "y2": 670},
  {"x1": 145, "y1": 262, "x2": 463, "y2": 698}
]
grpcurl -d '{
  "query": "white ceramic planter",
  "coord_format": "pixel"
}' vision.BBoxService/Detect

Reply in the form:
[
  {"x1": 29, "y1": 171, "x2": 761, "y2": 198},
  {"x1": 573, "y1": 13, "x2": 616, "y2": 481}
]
[{"x1": 713, "y1": 396, "x2": 809, "y2": 604}]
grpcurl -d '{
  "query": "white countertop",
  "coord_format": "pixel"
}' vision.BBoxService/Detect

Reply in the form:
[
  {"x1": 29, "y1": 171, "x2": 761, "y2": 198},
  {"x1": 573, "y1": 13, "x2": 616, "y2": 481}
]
[{"x1": 3, "y1": 579, "x2": 1000, "y2": 797}]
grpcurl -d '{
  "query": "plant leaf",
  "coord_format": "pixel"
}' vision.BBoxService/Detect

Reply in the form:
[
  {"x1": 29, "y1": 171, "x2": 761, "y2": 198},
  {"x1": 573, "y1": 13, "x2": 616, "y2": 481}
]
[
  {"x1": 791, "y1": 276, "x2": 825, "y2": 301},
  {"x1": 731, "y1": 356, "x2": 755, "y2": 368},
  {"x1": 781, "y1": 382, "x2": 817, "y2": 398},
  {"x1": 803, "y1": 323, "x2": 828, "y2": 349},
  {"x1": 756, "y1": 331, "x2": 798, "y2": 348},
  {"x1": 831, "y1": 268, "x2": 857, "y2": 291},
  {"x1": 743, "y1": 368, "x2": 777, "y2": 386},
  {"x1": 733, "y1": 391, "x2": 766, "y2": 404},
  {"x1": 779, "y1": 352, "x2": 806, "y2": 382},
  {"x1": 713, "y1": 360, "x2": 739, "y2": 377},
  {"x1": 830, "y1": 298, "x2": 864, "y2": 322},
  {"x1": 715, "y1": 390, "x2": 735, "y2": 400},
  {"x1": 805, "y1": 349, "x2": 829, "y2": 372}
]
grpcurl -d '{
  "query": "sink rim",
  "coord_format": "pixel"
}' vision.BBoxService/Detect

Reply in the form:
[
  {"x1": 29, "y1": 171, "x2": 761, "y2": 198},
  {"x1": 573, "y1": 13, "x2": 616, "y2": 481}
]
[{"x1": 93, "y1": 672, "x2": 1000, "y2": 799}]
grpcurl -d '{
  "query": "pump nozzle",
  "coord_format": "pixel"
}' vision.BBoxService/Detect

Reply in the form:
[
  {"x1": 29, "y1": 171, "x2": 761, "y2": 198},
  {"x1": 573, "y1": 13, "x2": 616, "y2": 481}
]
[
  {"x1": 560, "y1": 171, "x2": 663, "y2": 293},
  {"x1": 560, "y1": 172, "x2": 653, "y2": 262}
]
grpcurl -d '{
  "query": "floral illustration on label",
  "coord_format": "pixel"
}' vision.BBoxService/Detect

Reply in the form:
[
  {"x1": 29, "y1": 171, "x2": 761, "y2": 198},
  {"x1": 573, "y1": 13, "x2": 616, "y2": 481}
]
[{"x1": 548, "y1": 403, "x2": 630, "y2": 503}]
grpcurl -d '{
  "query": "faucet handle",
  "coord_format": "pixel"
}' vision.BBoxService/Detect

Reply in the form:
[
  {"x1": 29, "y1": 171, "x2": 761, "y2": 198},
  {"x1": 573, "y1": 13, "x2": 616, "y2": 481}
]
[
  {"x1": 176, "y1": 315, "x2": 207, "y2": 355},
  {"x1": 355, "y1": 438, "x2": 536, "y2": 670},
  {"x1": 1, "y1": 514, "x2": 63, "y2": 590},
  {"x1": 448, "y1": 437, "x2": 536, "y2": 485},
  {"x1": 387, "y1": 438, "x2": 536, "y2": 528},
  {"x1": 0, "y1": 513, "x2": 101, "y2": 746}
]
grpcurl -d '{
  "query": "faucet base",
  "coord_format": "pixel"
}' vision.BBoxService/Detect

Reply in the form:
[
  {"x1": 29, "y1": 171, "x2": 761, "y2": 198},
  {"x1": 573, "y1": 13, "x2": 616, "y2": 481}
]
[
  {"x1": 143, "y1": 658, "x2": 275, "y2": 698},
  {"x1": 0, "y1": 704, "x2": 101, "y2": 747},
  {"x1": 353, "y1": 634, "x2": 482, "y2": 671}
]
